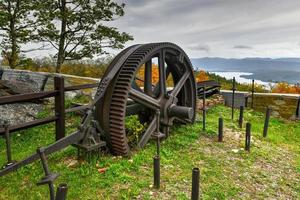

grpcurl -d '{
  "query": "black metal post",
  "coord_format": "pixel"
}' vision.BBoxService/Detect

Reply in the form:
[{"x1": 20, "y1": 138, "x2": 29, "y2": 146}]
[
  {"x1": 263, "y1": 107, "x2": 271, "y2": 137},
  {"x1": 231, "y1": 77, "x2": 236, "y2": 120},
  {"x1": 153, "y1": 155, "x2": 160, "y2": 189},
  {"x1": 296, "y1": 96, "x2": 300, "y2": 119},
  {"x1": 156, "y1": 110, "x2": 161, "y2": 156},
  {"x1": 202, "y1": 86, "x2": 206, "y2": 131},
  {"x1": 55, "y1": 183, "x2": 68, "y2": 200},
  {"x1": 202, "y1": 109, "x2": 206, "y2": 131},
  {"x1": 218, "y1": 118, "x2": 223, "y2": 142},
  {"x1": 37, "y1": 148, "x2": 56, "y2": 200},
  {"x1": 251, "y1": 79, "x2": 254, "y2": 108},
  {"x1": 245, "y1": 123, "x2": 251, "y2": 152},
  {"x1": 191, "y1": 167, "x2": 200, "y2": 200},
  {"x1": 245, "y1": 96, "x2": 248, "y2": 108},
  {"x1": 239, "y1": 106, "x2": 244, "y2": 128}
]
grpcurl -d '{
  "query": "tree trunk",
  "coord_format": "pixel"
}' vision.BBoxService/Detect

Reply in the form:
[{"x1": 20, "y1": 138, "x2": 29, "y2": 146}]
[
  {"x1": 10, "y1": 31, "x2": 18, "y2": 69},
  {"x1": 8, "y1": 1, "x2": 18, "y2": 69},
  {"x1": 56, "y1": 0, "x2": 67, "y2": 73}
]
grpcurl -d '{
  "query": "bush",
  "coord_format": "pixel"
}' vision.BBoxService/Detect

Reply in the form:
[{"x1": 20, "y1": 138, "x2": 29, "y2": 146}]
[{"x1": 125, "y1": 115, "x2": 147, "y2": 147}]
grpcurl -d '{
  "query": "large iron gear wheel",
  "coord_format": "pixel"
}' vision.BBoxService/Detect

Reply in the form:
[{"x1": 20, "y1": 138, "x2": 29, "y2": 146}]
[{"x1": 95, "y1": 43, "x2": 196, "y2": 155}]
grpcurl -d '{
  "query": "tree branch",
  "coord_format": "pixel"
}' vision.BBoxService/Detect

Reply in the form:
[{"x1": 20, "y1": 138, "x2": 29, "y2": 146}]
[{"x1": 21, "y1": 44, "x2": 52, "y2": 53}]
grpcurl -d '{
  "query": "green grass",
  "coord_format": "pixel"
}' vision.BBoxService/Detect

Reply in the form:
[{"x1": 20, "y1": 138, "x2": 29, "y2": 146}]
[{"x1": 0, "y1": 105, "x2": 299, "y2": 199}]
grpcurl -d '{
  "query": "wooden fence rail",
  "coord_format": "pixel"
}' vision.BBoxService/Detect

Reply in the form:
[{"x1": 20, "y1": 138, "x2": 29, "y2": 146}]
[{"x1": 0, "y1": 76, "x2": 98, "y2": 140}]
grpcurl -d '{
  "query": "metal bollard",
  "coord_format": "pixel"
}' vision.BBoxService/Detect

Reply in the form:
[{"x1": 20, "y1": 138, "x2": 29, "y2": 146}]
[
  {"x1": 231, "y1": 77, "x2": 236, "y2": 120},
  {"x1": 218, "y1": 118, "x2": 223, "y2": 142},
  {"x1": 245, "y1": 123, "x2": 251, "y2": 152},
  {"x1": 263, "y1": 107, "x2": 271, "y2": 137},
  {"x1": 296, "y1": 96, "x2": 300, "y2": 119},
  {"x1": 202, "y1": 85, "x2": 206, "y2": 131},
  {"x1": 191, "y1": 168, "x2": 200, "y2": 200},
  {"x1": 153, "y1": 155, "x2": 160, "y2": 189},
  {"x1": 251, "y1": 79, "x2": 255, "y2": 108},
  {"x1": 239, "y1": 106, "x2": 244, "y2": 128},
  {"x1": 55, "y1": 183, "x2": 68, "y2": 200},
  {"x1": 202, "y1": 109, "x2": 206, "y2": 131},
  {"x1": 156, "y1": 110, "x2": 161, "y2": 156}
]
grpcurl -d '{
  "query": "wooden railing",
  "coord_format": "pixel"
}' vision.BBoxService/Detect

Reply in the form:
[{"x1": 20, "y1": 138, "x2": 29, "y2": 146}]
[{"x1": 0, "y1": 76, "x2": 98, "y2": 140}]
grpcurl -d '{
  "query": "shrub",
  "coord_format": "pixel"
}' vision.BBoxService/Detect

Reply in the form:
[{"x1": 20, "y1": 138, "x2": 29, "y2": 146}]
[{"x1": 125, "y1": 115, "x2": 147, "y2": 147}]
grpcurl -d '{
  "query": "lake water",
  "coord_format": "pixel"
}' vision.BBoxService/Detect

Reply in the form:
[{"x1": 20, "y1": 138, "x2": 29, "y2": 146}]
[{"x1": 210, "y1": 72, "x2": 273, "y2": 89}]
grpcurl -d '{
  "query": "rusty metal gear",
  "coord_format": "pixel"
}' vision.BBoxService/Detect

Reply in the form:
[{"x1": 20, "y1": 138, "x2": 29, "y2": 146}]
[{"x1": 95, "y1": 43, "x2": 197, "y2": 155}]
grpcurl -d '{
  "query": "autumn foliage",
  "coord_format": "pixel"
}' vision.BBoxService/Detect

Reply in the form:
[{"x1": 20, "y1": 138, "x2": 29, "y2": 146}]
[
  {"x1": 195, "y1": 70, "x2": 210, "y2": 82},
  {"x1": 271, "y1": 82, "x2": 300, "y2": 94},
  {"x1": 135, "y1": 64, "x2": 174, "y2": 87}
]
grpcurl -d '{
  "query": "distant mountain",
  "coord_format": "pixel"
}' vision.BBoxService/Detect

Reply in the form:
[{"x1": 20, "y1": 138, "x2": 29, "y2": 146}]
[{"x1": 191, "y1": 57, "x2": 300, "y2": 84}]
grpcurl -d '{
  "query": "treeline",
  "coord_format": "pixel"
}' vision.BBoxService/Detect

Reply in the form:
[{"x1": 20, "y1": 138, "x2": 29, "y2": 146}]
[
  {"x1": 5, "y1": 56, "x2": 113, "y2": 78},
  {"x1": 0, "y1": 0, "x2": 132, "y2": 73}
]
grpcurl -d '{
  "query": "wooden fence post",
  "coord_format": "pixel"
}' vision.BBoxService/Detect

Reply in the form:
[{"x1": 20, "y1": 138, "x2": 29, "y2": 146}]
[{"x1": 54, "y1": 76, "x2": 65, "y2": 140}]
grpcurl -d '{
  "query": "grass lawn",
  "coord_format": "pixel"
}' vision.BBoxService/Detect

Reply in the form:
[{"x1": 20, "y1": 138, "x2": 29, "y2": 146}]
[{"x1": 0, "y1": 105, "x2": 299, "y2": 199}]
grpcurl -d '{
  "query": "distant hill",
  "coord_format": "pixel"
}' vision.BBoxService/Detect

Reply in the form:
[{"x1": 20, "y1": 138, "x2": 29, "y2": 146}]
[{"x1": 191, "y1": 57, "x2": 300, "y2": 84}]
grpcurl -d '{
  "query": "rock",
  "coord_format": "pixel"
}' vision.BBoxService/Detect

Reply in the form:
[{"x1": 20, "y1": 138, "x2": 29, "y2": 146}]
[
  {"x1": 65, "y1": 91, "x2": 80, "y2": 99},
  {"x1": 0, "y1": 103, "x2": 43, "y2": 125},
  {"x1": 197, "y1": 94, "x2": 224, "y2": 111},
  {"x1": 1, "y1": 69, "x2": 49, "y2": 92},
  {"x1": 231, "y1": 149, "x2": 240, "y2": 153},
  {"x1": 0, "y1": 80, "x2": 35, "y2": 96}
]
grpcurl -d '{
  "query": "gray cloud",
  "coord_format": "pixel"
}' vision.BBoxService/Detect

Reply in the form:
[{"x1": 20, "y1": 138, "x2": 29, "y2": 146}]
[
  {"x1": 233, "y1": 45, "x2": 253, "y2": 49},
  {"x1": 24, "y1": 0, "x2": 300, "y2": 58},
  {"x1": 189, "y1": 44, "x2": 210, "y2": 52}
]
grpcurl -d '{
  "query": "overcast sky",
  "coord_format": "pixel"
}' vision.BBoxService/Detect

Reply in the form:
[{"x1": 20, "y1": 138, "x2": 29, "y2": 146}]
[
  {"x1": 107, "y1": 0, "x2": 300, "y2": 58},
  {"x1": 26, "y1": 0, "x2": 300, "y2": 59}
]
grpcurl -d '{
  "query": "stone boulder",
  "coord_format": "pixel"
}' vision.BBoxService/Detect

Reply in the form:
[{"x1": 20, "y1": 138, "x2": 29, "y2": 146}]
[
  {"x1": 1, "y1": 69, "x2": 48, "y2": 92},
  {"x1": 0, "y1": 103, "x2": 43, "y2": 125},
  {"x1": 0, "y1": 79, "x2": 43, "y2": 126},
  {"x1": 0, "y1": 80, "x2": 35, "y2": 96},
  {"x1": 197, "y1": 94, "x2": 224, "y2": 111}
]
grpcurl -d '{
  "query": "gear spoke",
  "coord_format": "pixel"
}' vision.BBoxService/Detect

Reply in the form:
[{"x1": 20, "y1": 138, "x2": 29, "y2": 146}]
[
  {"x1": 158, "y1": 50, "x2": 167, "y2": 96},
  {"x1": 171, "y1": 71, "x2": 190, "y2": 97},
  {"x1": 138, "y1": 115, "x2": 157, "y2": 148},
  {"x1": 129, "y1": 88, "x2": 161, "y2": 110},
  {"x1": 144, "y1": 59, "x2": 153, "y2": 96}
]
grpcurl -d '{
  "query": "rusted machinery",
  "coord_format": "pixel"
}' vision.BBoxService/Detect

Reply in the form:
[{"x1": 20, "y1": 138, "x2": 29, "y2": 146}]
[{"x1": 0, "y1": 42, "x2": 197, "y2": 176}]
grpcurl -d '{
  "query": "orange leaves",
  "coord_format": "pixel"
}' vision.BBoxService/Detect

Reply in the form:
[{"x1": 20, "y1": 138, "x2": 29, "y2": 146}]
[
  {"x1": 271, "y1": 82, "x2": 300, "y2": 94},
  {"x1": 195, "y1": 70, "x2": 209, "y2": 82},
  {"x1": 135, "y1": 64, "x2": 160, "y2": 87}
]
